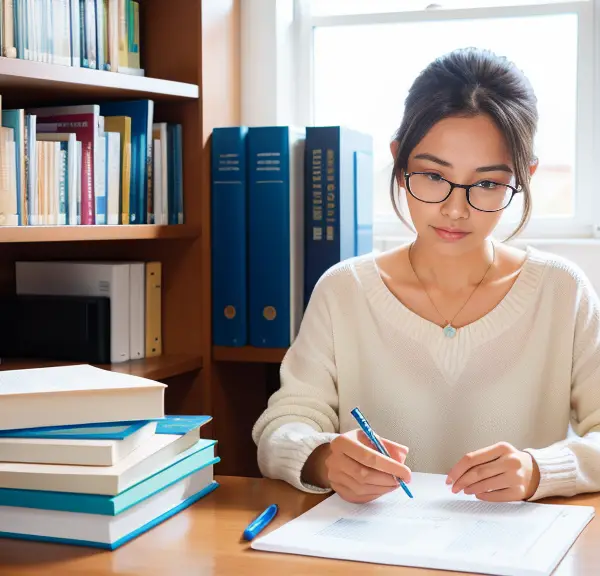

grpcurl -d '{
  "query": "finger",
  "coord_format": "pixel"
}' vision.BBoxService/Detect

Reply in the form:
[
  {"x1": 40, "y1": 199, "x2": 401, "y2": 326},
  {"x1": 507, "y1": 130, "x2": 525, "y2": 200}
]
[
  {"x1": 451, "y1": 458, "x2": 508, "y2": 494},
  {"x1": 357, "y1": 430, "x2": 409, "y2": 463},
  {"x1": 331, "y1": 482, "x2": 381, "y2": 504},
  {"x1": 342, "y1": 436, "x2": 412, "y2": 482},
  {"x1": 462, "y1": 472, "x2": 512, "y2": 496},
  {"x1": 335, "y1": 452, "x2": 398, "y2": 487},
  {"x1": 446, "y1": 442, "x2": 510, "y2": 487},
  {"x1": 476, "y1": 487, "x2": 524, "y2": 503},
  {"x1": 330, "y1": 469, "x2": 397, "y2": 498}
]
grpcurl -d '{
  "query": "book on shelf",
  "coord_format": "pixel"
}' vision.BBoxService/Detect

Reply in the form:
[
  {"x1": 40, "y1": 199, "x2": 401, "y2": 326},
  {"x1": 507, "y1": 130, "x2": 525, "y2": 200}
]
[
  {"x1": 0, "y1": 101, "x2": 184, "y2": 227},
  {"x1": 209, "y1": 124, "x2": 374, "y2": 349},
  {"x1": 2, "y1": 0, "x2": 144, "y2": 76},
  {"x1": 0, "y1": 363, "x2": 218, "y2": 550},
  {"x1": 11, "y1": 259, "x2": 162, "y2": 364}
]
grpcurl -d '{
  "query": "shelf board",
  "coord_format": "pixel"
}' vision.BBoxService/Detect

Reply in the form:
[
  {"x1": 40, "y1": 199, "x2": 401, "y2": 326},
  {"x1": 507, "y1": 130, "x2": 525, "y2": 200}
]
[
  {"x1": 0, "y1": 224, "x2": 200, "y2": 243},
  {"x1": 0, "y1": 57, "x2": 199, "y2": 101},
  {"x1": 0, "y1": 354, "x2": 203, "y2": 381},
  {"x1": 212, "y1": 346, "x2": 287, "y2": 363}
]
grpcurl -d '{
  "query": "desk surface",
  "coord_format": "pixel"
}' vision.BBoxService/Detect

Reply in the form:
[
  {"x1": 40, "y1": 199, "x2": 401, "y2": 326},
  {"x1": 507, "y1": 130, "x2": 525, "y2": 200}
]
[{"x1": 0, "y1": 475, "x2": 598, "y2": 575}]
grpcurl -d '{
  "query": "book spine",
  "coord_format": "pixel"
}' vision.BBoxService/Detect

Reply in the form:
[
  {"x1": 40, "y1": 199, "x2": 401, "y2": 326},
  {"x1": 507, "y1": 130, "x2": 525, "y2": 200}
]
[
  {"x1": 210, "y1": 127, "x2": 248, "y2": 347},
  {"x1": 304, "y1": 127, "x2": 341, "y2": 308},
  {"x1": 248, "y1": 127, "x2": 305, "y2": 348}
]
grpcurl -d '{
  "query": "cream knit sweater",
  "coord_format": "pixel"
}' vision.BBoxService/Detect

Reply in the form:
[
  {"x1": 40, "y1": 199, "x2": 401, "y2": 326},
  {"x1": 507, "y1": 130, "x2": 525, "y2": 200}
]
[{"x1": 252, "y1": 247, "x2": 600, "y2": 501}]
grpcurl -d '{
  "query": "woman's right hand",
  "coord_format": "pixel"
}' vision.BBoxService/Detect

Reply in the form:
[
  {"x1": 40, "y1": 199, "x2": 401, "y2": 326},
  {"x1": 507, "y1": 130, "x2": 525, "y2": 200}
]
[{"x1": 304, "y1": 429, "x2": 411, "y2": 503}]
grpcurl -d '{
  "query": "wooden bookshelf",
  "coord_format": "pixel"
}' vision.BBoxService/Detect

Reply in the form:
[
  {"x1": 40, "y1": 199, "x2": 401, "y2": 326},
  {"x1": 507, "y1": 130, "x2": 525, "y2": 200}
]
[
  {"x1": 0, "y1": 224, "x2": 200, "y2": 243},
  {"x1": 0, "y1": 354, "x2": 203, "y2": 381},
  {"x1": 213, "y1": 346, "x2": 287, "y2": 363},
  {"x1": 0, "y1": 57, "x2": 199, "y2": 103},
  {"x1": 0, "y1": 2, "x2": 207, "y2": 444}
]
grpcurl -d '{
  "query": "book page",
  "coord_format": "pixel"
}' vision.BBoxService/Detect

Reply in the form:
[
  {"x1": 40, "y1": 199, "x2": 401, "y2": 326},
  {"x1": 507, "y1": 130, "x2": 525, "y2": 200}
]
[{"x1": 252, "y1": 473, "x2": 595, "y2": 576}]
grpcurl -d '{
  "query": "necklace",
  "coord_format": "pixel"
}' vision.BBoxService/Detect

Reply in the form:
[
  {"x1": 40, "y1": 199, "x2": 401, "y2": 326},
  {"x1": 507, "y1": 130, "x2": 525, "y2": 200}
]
[{"x1": 407, "y1": 241, "x2": 496, "y2": 338}]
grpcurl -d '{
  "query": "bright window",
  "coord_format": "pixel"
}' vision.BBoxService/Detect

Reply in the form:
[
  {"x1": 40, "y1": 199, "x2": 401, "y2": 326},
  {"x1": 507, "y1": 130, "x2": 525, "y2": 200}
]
[{"x1": 302, "y1": 1, "x2": 595, "y2": 239}]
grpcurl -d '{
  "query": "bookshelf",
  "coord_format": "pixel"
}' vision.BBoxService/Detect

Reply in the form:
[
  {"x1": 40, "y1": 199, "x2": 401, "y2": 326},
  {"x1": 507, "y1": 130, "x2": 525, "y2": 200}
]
[
  {"x1": 0, "y1": 224, "x2": 200, "y2": 243},
  {"x1": 213, "y1": 346, "x2": 287, "y2": 364},
  {"x1": 0, "y1": 0, "x2": 268, "y2": 480},
  {"x1": 0, "y1": 57, "x2": 199, "y2": 102},
  {"x1": 0, "y1": 354, "x2": 203, "y2": 381},
  {"x1": 0, "y1": 2, "x2": 208, "y2": 437}
]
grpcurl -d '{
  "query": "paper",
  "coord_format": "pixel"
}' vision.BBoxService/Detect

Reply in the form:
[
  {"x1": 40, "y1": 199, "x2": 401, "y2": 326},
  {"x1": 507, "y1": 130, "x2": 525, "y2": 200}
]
[{"x1": 252, "y1": 473, "x2": 595, "y2": 576}]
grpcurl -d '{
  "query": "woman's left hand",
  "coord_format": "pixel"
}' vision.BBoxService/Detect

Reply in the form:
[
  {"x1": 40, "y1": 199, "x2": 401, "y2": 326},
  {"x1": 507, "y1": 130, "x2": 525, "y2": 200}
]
[{"x1": 446, "y1": 441, "x2": 541, "y2": 502}]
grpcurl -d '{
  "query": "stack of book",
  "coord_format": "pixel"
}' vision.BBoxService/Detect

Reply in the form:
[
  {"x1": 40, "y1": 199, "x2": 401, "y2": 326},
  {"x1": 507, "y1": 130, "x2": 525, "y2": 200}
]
[{"x1": 0, "y1": 363, "x2": 219, "y2": 550}]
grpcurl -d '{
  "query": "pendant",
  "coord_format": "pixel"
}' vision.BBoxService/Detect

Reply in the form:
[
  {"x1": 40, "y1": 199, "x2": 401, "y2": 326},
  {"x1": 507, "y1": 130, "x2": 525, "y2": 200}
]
[{"x1": 443, "y1": 324, "x2": 457, "y2": 338}]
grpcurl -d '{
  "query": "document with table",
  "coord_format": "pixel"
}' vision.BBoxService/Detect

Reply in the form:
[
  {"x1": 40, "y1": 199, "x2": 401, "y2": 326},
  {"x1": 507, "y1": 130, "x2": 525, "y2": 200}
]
[{"x1": 252, "y1": 473, "x2": 595, "y2": 576}]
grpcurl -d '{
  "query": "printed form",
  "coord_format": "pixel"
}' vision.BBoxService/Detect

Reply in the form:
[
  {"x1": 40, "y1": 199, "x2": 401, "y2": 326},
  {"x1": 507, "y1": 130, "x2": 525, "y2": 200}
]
[{"x1": 252, "y1": 473, "x2": 594, "y2": 575}]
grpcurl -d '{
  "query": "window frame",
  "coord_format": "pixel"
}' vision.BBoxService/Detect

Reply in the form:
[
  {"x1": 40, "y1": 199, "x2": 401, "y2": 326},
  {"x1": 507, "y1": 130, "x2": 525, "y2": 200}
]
[{"x1": 241, "y1": 0, "x2": 600, "y2": 241}]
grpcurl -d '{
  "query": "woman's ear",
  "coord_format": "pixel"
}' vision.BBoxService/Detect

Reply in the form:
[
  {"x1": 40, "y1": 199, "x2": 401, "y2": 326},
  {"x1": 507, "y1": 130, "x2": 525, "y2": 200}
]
[{"x1": 529, "y1": 156, "x2": 539, "y2": 177}]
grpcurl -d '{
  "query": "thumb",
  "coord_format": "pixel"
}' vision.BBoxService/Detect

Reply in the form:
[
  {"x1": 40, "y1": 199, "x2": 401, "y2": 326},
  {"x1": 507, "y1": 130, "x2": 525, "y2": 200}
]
[{"x1": 357, "y1": 430, "x2": 409, "y2": 464}]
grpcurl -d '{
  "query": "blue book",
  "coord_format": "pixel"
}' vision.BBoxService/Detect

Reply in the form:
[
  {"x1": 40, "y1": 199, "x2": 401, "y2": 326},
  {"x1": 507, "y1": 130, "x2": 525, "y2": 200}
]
[
  {"x1": 168, "y1": 123, "x2": 184, "y2": 224},
  {"x1": 0, "y1": 420, "x2": 151, "y2": 440},
  {"x1": 99, "y1": 99, "x2": 154, "y2": 224},
  {"x1": 304, "y1": 126, "x2": 373, "y2": 307},
  {"x1": 0, "y1": 439, "x2": 217, "y2": 515},
  {"x1": 211, "y1": 127, "x2": 248, "y2": 346},
  {"x1": 247, "y1": 126, "x2": 306, "y2": 348},
  {"x1": 0, "y1": 415, "x2": 212, "y2": 439}
]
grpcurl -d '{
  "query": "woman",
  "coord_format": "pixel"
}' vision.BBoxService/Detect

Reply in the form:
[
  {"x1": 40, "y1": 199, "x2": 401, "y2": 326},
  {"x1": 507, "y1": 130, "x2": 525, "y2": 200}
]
[{"x1": 252, "y1": 47, "x2": 600, "y2": 504}]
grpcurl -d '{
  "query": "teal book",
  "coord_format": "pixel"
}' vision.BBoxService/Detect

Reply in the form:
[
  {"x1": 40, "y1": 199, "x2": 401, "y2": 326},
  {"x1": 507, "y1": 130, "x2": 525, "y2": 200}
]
[
  {"x1": 0, "y1": 439, "x2": 218, "y2": 515},
  {"x1": 0, "y1": 458, "x2": 219, "y2": 550}
]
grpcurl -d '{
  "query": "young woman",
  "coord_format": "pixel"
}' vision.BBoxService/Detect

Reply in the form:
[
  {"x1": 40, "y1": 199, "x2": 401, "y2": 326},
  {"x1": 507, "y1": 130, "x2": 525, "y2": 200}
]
[{"x1": 252, "y1": 47, "x2": 600, "y2": 504}]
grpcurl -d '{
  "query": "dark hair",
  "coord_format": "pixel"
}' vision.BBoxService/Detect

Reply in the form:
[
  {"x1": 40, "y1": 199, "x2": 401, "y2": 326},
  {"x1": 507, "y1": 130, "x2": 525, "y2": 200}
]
[{"x1": 390, "y1": 47, "x2": 538, "y2": 239}]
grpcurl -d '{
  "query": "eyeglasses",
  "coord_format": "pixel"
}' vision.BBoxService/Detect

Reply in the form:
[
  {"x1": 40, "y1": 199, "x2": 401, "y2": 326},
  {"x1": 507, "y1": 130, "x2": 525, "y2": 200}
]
[{"x1": 404, "y1": 171, "x2": 522, "y2": 213}]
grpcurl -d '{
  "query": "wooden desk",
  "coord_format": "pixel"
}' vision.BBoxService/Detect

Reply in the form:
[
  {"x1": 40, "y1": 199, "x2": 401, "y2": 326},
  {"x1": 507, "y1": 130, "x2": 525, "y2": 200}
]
[{"x1": 0, "y1": 476, "x2": 598, "y2": 575}]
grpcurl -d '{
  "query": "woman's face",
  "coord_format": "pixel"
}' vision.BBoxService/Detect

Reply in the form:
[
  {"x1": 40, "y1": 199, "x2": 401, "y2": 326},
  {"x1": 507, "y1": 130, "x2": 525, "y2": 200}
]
[{"x1": 398, "y1": 114, "x2": 518, "y2": 256}]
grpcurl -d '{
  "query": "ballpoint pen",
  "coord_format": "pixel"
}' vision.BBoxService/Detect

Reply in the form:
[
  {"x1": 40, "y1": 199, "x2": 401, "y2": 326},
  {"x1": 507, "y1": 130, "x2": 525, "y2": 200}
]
[
  {"x1": 242, "y1": 503, "x2": 279, "y2": 541},
  {"x1": 351, "y1": 407, "x2": 414, "y2": 498}
]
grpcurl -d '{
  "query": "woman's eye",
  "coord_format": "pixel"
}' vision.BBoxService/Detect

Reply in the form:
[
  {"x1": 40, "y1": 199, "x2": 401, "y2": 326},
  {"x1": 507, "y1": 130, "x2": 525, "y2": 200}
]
[
  {"x1": 425, "y1": 173, "x2": 443, "y2": 182},
  {"x1": 477, "y1": 180, "x2": 499, "y2": 190}
]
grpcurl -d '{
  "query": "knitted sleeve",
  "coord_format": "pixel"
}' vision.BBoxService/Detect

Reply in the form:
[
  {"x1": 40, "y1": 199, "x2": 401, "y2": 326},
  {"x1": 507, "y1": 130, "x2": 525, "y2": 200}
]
[
  {"x1": 525, "y1": 269, "x2": 600, "y2": 500},
  {"x1": 251, "y1": 275, "x2": 340, "y2": 493}
]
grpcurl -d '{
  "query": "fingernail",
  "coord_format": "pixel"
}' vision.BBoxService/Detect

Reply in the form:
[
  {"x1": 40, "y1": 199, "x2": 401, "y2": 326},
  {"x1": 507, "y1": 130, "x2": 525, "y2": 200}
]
[{"x1": 445, "y1": 476, "x2": 452, "y2": 485}]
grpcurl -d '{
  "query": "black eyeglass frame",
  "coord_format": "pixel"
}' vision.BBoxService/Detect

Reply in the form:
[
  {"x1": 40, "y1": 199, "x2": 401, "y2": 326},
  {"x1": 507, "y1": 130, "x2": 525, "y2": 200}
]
[{"x1": 403, "y1": 171, "x2": 522, "y2": 213}]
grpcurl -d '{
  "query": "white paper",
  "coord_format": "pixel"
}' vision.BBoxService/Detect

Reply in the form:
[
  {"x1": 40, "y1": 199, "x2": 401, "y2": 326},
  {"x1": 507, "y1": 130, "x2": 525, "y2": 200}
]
[
  {"x1": 252, "y1": 473, "x2": 594, "y2": 576},
  {"x1": 0, "y1": 364, "x2": 165, "y2": 396}
]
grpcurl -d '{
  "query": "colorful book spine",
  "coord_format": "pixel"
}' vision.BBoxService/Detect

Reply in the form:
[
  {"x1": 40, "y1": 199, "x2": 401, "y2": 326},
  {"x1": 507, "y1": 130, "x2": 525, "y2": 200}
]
[
  {"x1": 304, "y1": 126, "x2": 373, "y2": 307},
  {"x1": 247, "y1": 126, "x2": 305, "y2": 348},
  {"x1": 210, "y1": 127, "x2": 248, "y2": 347}
]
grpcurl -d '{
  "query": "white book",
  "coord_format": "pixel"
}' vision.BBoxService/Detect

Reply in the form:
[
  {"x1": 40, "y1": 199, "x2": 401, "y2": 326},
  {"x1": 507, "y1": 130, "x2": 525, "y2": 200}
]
[
  {"x1": 0, "y1": 421, "x2": 157, "y2": 466},
  {"x1": 35, "y1": 132, "x2": 78, "y2": 226},
  {"x1": 129, "y1": 262, "x2": 145, "y2": 360},
  {"x1": 252, "y1": 472, "x2": 595, "y2": 576},
  {"x1": 0, "y1": 364, "x2": 165, "y2": 432},
  {"x1": 0, "y1": 464, "x2": 216, "y2": 549},
  {"x1": 0, "y1": 425, "x2": 202, "y2": 495},
  {"x1": 16, "y1": 260, "x2": 131, "y2": 363}
]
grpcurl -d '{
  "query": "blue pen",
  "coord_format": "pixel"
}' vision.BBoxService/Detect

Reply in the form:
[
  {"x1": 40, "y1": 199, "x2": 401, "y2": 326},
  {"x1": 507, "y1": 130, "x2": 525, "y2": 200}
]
[
  {"x1": 242, "y1": 504, "x2": 279, "y2": 541},
  {"x1": 350, "y1": 407, "x2": 413, "y2": 498}
]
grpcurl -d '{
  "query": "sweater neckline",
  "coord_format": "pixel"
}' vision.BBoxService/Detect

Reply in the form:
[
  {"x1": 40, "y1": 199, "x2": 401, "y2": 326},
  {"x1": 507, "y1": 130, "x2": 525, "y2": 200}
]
[{"x1": 359, "y1": 245, "x2": 548, "y2": 346}]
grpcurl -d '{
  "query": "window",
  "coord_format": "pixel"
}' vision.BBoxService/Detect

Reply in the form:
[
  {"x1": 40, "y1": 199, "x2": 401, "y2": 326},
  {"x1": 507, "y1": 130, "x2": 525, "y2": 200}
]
[{"x1": 298, "y1": 0, "x2": 596, "y2": 240}]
